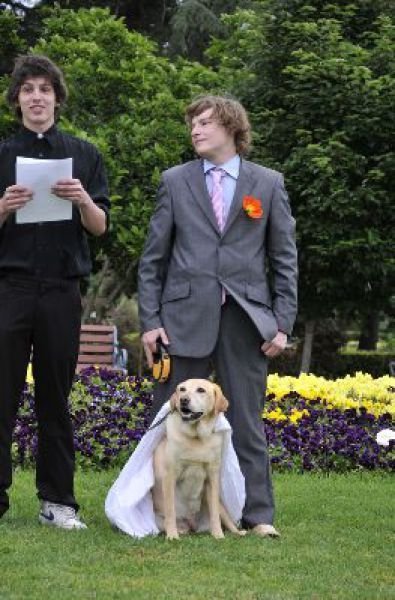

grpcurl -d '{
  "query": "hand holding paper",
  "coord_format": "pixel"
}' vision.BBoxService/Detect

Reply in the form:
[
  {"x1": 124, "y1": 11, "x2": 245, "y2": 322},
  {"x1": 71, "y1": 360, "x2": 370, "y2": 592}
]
[
  {"x1": 16, "y1": 156, "x2": 73, "y2": 224},
  {"x1": 51, "y1": 178, "x2": 92, "y2": 208},
  {"x1": 0, "y1": 185, "x2": 33, "y2": 218}
]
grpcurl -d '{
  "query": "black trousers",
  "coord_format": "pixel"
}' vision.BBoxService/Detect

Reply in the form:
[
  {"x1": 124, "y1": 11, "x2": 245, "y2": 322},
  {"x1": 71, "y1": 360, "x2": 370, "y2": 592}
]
[
  {"x1": 150, "y1": 297, "x2": 275, "y2": 527},
  {"x1": 0, "y1": 276, "x2": 81, "y2": 516}
]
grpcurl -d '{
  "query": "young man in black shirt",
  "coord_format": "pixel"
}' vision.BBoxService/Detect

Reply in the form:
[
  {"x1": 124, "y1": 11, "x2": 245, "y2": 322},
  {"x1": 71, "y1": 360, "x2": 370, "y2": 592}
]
[{"x1": 0, "y1": 55, "x2": 110, "y2": 529}]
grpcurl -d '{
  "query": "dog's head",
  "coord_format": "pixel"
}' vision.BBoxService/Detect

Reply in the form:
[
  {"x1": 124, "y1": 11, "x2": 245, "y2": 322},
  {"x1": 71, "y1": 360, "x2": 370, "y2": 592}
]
[{"x1": 169, "y1": 379, "x2": 228, "y2": 423}]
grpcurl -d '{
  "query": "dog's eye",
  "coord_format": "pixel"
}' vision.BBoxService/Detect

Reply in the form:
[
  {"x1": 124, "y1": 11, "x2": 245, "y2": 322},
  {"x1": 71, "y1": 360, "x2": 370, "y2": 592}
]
[
  {"x1": 196, "y1": 387, "x2": 206, "y2": 393},
  {"x1": 179, "y1": 386, "x2": 186, "y2": 392}
]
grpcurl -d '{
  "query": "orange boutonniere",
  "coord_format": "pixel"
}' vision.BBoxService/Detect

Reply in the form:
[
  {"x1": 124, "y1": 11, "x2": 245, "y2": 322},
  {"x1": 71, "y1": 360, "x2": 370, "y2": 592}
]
[{"x1": 243, "y1": 195, "x2": 263, "y2": 219}]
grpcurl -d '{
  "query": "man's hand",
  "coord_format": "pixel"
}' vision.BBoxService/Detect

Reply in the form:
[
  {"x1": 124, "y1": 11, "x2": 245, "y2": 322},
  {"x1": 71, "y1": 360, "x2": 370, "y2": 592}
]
[
  {"x1": 51, "y1": 178, "x2": 92, "y2": 208},
  {"x1": 0, "y1": 185, "x2": 33, "y2": 218},
  {"x1": 261, "y1": 331, "x2": 287, "y2": 358},
  {"x1": 52, "y1": 178, "x2": 106, "y2": 236},
  {"x1": 142, "y1": 327, "x2": 169, "y2": 368}
]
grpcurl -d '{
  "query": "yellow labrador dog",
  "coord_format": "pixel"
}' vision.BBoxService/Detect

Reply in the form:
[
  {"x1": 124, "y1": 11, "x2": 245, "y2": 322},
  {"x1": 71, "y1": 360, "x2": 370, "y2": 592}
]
[{"x1": 152, "y1": 379, "x2": 246, "y2": 540}]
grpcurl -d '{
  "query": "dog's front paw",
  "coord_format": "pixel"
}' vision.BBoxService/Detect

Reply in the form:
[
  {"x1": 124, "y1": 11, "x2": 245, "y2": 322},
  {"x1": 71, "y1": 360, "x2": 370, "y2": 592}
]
[
  {"x1": 166, "y1": 529, "x2": 180, "y2": 540},
  {"x1": 236, "y1": 529, "x2": 247, "y2": 536},
  {"x1": 211, "y1": 528, "x2": 225, "y2": 540}
]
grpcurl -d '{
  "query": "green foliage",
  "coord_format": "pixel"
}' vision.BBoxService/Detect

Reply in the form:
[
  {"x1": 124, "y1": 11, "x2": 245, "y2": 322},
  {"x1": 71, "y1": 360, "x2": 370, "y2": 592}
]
[
  {"x1": 0, "y1": 10, "x2": 27, "y2": 142},
  {"x1": 270, "y1": 346, "x2": 394, "y2": 378},
  {"x1": 169, "y1": 0, "x2": 226, "y2": 60},
  {"x1": 0, "y1": 9, "x2": 26, "y2": 75},
  {"x1": 1, "y1": 1, "x2": 393, "y2": 323},
  {"x1": 208, "y1": 1, "x2": 394, "y2": 320},
  {"x1": 30, "y1": 0, "x2": 178, "y2": 42},
  {"x1": 26, "y1": 7, "x2": 218, "y2": 290}
]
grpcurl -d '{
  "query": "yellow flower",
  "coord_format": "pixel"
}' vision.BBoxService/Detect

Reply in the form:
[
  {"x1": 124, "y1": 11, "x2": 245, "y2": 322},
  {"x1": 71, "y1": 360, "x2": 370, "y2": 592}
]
[
  {"x1": 289, "y1": 408, "x2": 309, "y2": 423},
  {"x1": 264, "y1": 408, "x2": 287, "y2": 422},
  {"x1": 26, "y1": 363, "x2": 34, "y2": 384},
  {"x1": 267, "y1": 372, "x2": 394, "y2": 417}
]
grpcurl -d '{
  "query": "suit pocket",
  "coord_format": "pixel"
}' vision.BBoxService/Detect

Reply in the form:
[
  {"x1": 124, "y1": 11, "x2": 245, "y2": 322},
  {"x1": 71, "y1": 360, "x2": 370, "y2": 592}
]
[
  {"x1": 161, "y1": 281, "x2": 191, "y2": 303},
  {"x1": 246, "y1": 283, "x2": 272, "y2": 308}
]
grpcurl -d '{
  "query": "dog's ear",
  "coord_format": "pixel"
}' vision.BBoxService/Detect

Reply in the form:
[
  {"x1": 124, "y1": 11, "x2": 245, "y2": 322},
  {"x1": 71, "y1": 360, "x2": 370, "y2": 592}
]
[
  {"x1": 212, "y1": 383, "x2": 229, "y2": 414},
  {"x1": 169, "y1": 391, "x2": 178, "y2": 411}
]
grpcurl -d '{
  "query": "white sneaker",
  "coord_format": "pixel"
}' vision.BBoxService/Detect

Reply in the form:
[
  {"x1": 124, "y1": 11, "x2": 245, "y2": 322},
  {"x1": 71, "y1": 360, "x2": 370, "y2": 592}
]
[{"x1": 39, "y1": 501, "x2": 87, "y2": 530}]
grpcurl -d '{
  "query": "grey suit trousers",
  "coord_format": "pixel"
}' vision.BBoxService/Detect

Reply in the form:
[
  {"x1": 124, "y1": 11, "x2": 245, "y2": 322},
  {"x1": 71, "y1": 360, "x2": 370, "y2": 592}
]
[{"x1": 150, "y1": 296, "x2": 274, "y2": 527}]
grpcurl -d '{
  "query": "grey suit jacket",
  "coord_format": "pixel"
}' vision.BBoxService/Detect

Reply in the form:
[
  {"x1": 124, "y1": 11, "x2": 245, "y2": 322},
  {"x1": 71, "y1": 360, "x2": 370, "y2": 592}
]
[{"x1": 138, "y1": 158, "x2": 297, "y2": 357}]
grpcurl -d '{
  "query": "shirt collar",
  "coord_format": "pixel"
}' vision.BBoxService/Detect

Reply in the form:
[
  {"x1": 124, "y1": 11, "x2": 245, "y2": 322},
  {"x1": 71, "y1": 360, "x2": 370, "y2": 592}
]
[
  {"x1": 19, "y1": 123, "x2": 58, "y2": 147},
  {"x1": 203, "y1": 154, "x2": 240, "y2": 179}
]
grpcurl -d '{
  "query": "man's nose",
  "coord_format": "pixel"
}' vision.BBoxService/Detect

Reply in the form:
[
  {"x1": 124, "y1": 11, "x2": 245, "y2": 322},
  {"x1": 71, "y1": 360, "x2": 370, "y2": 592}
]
[{"x1": 31, "y1": 88, "x2": 42, "y2": 100}]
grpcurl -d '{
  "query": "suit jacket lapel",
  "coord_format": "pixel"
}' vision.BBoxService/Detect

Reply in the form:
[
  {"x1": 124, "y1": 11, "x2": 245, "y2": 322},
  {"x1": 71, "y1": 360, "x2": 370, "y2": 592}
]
[
  {"x1": 184, "y1": 160, "x2": 220, "y2": 233},
  {"x1": 222, "y1": 160, "x2": 257, "y2": 236},
  {"x1": 183, "y1": 159, "x2": 259, "y2": 236}
]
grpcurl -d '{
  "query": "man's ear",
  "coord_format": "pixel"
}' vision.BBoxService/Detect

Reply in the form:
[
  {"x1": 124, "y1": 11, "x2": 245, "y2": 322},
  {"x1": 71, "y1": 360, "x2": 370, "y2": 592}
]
[
  {"x1": 212, "y1": 383, "x2": 229, "y2": 414},
  {"x1": 169, "y1": 391, "x2": 178, "y2": 411}
]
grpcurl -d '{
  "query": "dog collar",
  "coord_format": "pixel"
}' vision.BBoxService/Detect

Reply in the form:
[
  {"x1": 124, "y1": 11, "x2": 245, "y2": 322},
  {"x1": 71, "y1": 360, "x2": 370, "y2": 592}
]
[{"x1": 146, "y1": 409, "x2": 173, "y2": 432}]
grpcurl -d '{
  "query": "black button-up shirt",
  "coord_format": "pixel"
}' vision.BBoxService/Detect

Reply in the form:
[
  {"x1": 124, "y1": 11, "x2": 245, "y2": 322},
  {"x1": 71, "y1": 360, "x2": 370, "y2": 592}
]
[{"x1": 0, "y1": 125, "x2": 110, "y2": 279}]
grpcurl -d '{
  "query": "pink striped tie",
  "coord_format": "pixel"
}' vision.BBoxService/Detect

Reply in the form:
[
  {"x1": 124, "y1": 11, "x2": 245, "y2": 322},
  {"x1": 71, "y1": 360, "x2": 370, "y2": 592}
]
[
  {"x1": 211, "y1": 168, "x2": 227, "y2": 304},
  {"x1": 210, "y1": 168, "x2": 226, "y2": 231}
]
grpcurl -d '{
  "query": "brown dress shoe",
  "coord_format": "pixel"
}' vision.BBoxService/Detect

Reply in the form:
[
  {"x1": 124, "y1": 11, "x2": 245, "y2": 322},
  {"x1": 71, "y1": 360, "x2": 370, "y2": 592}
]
[{"x1": 251, "y1": 524, "x2": 281, "y2": 537}]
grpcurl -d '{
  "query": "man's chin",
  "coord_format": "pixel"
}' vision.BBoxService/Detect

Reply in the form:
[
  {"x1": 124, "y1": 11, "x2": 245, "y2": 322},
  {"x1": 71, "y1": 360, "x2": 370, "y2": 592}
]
[
  {"x1": 193, "y1": 146, "x2": 212, "y2": 159},
  {"x1": 23, "y1": 116, "x2": 54, "y2": 132}
]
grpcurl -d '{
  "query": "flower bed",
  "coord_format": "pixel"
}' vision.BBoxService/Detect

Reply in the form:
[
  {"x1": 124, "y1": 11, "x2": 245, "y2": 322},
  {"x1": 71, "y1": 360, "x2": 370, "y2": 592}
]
[
  {"x1": 13, "y1": 367, "x2": 152, "y2": 470},
  {"x1": 13, "y1": 369, "x2": 394, "y2": 472}
]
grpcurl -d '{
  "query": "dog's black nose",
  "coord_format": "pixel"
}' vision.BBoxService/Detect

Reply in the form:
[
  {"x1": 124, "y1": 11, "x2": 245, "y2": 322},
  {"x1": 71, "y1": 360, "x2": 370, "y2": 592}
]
[{"x1": 180, "y1": 396, "x2": 189, "y2": 408}]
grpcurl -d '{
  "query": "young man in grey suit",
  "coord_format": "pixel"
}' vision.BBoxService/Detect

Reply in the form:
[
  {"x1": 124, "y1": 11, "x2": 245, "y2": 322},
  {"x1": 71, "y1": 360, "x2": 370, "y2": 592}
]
[{"x1": 138, "y1": 95, "x2": 297, "y2": 537}]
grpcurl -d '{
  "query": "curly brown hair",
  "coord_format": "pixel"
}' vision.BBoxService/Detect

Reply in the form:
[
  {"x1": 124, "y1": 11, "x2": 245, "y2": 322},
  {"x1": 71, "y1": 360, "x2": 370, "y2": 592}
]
[
  {"x1": 6, "y1": 54, "x2": 68, "y2": 120},
  {"x1": 185, "y1": 95, "x2": 252, "y2": 155}
]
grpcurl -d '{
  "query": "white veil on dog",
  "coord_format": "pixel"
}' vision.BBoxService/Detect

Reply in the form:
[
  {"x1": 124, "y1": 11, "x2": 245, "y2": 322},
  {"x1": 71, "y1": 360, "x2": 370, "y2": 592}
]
[{"x1": 105, "y1": 401, "x2": 246, "y2": 538}]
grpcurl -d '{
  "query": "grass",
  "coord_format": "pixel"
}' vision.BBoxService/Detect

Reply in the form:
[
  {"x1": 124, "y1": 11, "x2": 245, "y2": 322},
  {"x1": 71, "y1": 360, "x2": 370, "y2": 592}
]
[{"x1": 0, "y1": 470, "x2": 394, "y2": 600}]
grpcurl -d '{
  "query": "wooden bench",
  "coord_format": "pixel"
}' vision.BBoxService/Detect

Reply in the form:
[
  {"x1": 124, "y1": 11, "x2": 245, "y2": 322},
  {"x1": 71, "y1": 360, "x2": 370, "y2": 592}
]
[{"x1": 76, "y1": 324, "x2": 128, "y2": 373}]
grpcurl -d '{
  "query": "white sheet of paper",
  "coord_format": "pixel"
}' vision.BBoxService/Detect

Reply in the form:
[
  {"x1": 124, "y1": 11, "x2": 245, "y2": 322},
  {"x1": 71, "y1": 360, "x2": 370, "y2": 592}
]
[{"x1": 16, "y1": 156, "x2": 73, "y2": 224}]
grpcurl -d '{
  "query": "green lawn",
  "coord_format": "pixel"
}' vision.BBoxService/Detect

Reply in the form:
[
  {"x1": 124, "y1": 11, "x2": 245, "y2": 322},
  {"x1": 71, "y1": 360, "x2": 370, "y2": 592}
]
[{"x1": 0, "y1": 470, "x2": 394, "y2": 600}]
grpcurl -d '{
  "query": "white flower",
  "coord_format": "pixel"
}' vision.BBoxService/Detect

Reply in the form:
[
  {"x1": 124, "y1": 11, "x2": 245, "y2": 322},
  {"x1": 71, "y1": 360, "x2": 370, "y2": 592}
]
[{"x1": 376, "y1": 428, "x2": 395, "y2": 447}]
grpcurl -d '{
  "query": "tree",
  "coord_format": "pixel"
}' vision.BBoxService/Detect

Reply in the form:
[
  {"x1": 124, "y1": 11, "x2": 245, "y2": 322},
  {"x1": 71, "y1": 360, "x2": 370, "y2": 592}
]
[
  {"x1": 7, "y1": 0, "x2": 248, "y2": 60},
  {"x1": 0, "y1": 1, "x2": 50, "y2": 51},
  {"x1": 0, "y1": 8, "x2": 26, "y2": 76},
  {"x1": 33, "y1": 0, "x2": 176, "y2": 39},
  {"x1": 5, "y1": 7, "x2": 218, "y2": 305},
  {"x1": 208, "y1": 1, "x2": 394, "y2": 368},
  {"x1": 167, "y1": 0, "x2": 246, "y2": 61}
]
